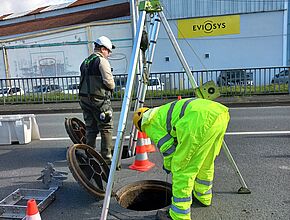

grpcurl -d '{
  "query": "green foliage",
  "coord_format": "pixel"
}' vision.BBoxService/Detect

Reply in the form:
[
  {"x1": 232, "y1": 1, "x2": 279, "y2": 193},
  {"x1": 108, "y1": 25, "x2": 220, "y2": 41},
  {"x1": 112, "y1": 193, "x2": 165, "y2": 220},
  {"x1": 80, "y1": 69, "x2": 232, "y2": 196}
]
[
  {"x1": 219, "y1": 84, "x2": 289, "y2": 96},
  {"x1": 0, "y1": 84, "x2": 288, "y2": 104},
  {"x1": 0, "y1": 92, "x2": 76, "y2": 104}
]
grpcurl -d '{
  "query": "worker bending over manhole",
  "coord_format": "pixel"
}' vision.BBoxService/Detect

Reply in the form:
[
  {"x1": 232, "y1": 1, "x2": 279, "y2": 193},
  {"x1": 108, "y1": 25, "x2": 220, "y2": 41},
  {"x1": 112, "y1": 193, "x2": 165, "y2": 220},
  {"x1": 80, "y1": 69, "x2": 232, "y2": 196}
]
[{"x1": 133, "y1": 98, "x2": 230, "y2": 220}]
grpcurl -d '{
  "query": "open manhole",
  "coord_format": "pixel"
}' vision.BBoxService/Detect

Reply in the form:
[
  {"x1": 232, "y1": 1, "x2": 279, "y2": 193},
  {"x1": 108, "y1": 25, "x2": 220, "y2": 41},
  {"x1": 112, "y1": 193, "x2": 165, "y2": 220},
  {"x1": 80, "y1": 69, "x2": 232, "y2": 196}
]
[{"x1": 116, "y1": 180, "x2": 172, "y2": 211}]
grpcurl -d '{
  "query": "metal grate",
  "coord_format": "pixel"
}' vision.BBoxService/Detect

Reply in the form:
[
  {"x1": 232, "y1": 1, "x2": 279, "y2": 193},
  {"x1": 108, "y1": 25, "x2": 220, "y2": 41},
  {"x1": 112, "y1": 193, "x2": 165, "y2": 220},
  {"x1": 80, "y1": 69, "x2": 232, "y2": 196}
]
[{"x1": 0, "y1": 188, "x2": 55, "y2": 219}]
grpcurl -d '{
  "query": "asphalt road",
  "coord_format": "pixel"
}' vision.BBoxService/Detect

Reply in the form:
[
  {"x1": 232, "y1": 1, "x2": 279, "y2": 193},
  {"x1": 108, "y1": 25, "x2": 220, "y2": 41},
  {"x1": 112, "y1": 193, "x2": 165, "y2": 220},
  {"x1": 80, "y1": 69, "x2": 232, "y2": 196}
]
[
  {"x1": 0, "y1": 106, "x2": 289, "y2": 220},
  {"x1": 35, "y1": 106, "x2": 290, "y2": 138}
]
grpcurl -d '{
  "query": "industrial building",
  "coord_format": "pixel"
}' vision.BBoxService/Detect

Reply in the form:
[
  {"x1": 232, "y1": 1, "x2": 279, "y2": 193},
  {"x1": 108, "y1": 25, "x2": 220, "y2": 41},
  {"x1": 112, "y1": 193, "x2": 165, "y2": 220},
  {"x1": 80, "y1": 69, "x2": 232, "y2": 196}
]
[{"x1": 0, "y1": 0, "x2": 289, "y2": 79}]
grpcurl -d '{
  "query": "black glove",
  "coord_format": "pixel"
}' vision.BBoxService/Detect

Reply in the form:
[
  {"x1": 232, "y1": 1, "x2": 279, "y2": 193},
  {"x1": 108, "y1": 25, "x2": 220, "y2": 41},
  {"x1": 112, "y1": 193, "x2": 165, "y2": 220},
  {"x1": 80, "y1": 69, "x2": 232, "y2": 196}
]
[{"x1": 162, "y1": 165, "x2": 171, "y2": 174}]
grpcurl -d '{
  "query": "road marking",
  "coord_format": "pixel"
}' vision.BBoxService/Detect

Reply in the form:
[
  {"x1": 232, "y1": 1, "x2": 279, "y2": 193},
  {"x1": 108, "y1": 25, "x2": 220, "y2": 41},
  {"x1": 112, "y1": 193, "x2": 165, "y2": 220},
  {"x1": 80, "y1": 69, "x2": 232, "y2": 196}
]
[
  {"x1": 279, "y1": 166, "x2": 290, "y2": 170},
  {"x1": 225, "y1": 131, "x2": 290, "y2": 135},
  {"x1": 40, "y1": 131, "x2": 290, "y2": 141},
  {"x1": 230, "y1": 106, "x2": 290, "y2": 110},
  {"x1": 40, "y1": 136, "x2": 131, "y2": 141},
  {"x1": 40, "y1": 137, "x2": 70, "y2": 141}
]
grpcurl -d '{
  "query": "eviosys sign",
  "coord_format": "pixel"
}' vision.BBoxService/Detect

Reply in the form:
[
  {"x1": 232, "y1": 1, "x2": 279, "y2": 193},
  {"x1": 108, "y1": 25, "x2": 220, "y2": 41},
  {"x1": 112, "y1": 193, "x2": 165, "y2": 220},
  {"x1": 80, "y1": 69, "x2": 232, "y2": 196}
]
[{"x1": 177, "y1": 15, "x2": 240, "y2": 38}]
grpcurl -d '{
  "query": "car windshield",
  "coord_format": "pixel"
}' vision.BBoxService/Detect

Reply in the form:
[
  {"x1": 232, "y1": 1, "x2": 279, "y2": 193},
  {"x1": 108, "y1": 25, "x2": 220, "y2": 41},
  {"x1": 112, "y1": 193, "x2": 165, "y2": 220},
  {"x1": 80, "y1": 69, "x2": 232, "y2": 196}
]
[
  {"x1": 0, "y1": 88, "x2": 9, "y2": 94},
  {"x1": 275, "y1": 70, "x2": 288, "y2": 77},
  {"x1": 281, "y1": 71, "x2": 288, "y2": 76},
  {"x1": 51, "y1": 85, "x2": 59, "y2": 90},
  {"x1": 221, "y1": 70, "x2": 253, "y2": 80},
  {"x1": 32, "y1": 85, "x2": 47, "y2": 92},
  {"x1": 67, "y1": 84, "x2": 79, "y2": 90},
  {"x1": 11, "y1": 87, "x2": 20, "y2": 93},
  {"x1": 148, "y1": 79, "x2": 159, "y2": 86}
]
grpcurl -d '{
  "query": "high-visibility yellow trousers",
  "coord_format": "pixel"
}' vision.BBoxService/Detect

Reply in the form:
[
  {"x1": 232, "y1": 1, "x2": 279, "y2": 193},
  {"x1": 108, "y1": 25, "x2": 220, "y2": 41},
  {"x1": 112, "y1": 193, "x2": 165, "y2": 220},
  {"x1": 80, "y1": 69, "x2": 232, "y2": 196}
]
[{"x1": 169, "y1": 111, "x2": 230, "y2": 220}]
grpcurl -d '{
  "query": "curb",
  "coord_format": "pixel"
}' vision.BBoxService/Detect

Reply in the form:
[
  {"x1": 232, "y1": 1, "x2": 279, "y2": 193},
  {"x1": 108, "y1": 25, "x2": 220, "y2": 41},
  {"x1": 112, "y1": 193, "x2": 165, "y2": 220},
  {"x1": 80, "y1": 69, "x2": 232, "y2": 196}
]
[{"x1": 0, "y1": 95, "x2": 289, "y2": 115}]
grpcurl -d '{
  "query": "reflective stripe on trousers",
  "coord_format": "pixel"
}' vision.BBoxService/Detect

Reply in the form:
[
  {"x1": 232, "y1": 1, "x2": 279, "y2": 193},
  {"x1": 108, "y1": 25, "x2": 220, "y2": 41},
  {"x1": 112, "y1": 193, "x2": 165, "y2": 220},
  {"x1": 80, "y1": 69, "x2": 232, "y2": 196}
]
[{"x1": 170, "y1": 196, "x2": 192, "y2": 219}]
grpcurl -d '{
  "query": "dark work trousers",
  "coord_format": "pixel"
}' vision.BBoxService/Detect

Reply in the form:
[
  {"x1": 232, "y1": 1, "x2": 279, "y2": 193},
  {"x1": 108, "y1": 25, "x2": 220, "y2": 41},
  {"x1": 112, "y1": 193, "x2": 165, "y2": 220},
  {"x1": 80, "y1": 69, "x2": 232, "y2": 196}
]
[{"x1": 79, "y1": 96, "x2": 113, "y2": 162}]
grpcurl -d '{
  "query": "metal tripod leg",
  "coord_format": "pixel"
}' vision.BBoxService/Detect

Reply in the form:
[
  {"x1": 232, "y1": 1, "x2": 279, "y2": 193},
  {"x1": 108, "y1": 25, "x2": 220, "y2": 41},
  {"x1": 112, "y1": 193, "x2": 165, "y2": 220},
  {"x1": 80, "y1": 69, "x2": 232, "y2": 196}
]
[
  {"x1": 100, "y1": 10, "x2": 147, "y2": 220},
  {"x1": 222, "y1": 141, "x2": 251, "y2": 194},
  {"x1": 158, "y1": 10, "x2": 251, "y2": 194},
  {"x1": 128, "y1": 13, "x2": 161, "y2": 157},
  {"x1": 126, "y1": 0, "x2": 145, "y2": 159}
]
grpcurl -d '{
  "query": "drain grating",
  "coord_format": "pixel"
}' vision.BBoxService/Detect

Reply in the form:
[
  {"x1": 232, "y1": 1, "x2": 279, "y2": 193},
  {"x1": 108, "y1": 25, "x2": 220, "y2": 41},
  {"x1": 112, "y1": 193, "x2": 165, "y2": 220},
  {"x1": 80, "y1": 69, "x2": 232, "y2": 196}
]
[{"x1": 116, "y1": 180, "x2": 172, "y2": 211}]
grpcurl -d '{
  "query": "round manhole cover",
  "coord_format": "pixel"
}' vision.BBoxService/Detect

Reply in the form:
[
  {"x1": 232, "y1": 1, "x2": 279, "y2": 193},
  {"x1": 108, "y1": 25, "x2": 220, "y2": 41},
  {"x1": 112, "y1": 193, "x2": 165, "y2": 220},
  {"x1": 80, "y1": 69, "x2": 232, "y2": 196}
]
[
  {"x1": 65, "y1": 117, "x2": 86, "y2": 144},
  {"x1": 67, "y1": 144, "x2": 110, "y2": 198}
]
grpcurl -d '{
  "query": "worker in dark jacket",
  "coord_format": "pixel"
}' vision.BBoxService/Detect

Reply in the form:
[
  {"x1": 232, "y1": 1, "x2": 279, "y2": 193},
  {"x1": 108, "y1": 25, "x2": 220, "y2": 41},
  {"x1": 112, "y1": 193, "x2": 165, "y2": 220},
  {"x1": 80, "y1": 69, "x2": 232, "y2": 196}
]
[
  {"x1": 133, "y1": 98, "x2": 230, "y2": 220},
  {"x1": 79, "y1": 36, "x2": 115, "y2": 164}
]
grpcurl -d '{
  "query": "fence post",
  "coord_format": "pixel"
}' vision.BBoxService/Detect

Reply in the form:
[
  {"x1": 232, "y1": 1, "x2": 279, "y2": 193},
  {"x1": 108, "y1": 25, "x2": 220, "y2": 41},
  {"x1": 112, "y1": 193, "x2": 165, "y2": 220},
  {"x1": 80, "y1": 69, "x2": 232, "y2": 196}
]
[
  {"x1": 2, "y1": 45, "x2": 10, "y2": 80},
  {"x1": 288, "y1": 68, "x2": 290, "y2": 95}
]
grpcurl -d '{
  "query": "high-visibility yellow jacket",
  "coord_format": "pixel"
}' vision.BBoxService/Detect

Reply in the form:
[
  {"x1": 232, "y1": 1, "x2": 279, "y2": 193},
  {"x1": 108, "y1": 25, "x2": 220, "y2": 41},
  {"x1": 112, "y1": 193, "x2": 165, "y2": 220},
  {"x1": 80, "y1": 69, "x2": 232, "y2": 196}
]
[{"x1": 141, "y1": 98, "x2": 229, "y2": 172}]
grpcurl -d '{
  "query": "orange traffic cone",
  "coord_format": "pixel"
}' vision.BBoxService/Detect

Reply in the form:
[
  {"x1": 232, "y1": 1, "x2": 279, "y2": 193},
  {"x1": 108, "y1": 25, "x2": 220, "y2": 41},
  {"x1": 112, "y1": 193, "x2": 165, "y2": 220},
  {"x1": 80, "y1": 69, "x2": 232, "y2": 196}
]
[
  {"x1": 177, "y1": 95, "x2": 182, "y2": 100},
  {"x1": 143, "y1": 132, "x2": 156, "y2": 153},
  {"x1": 26, "y1": 199, "x2": 41, "y2": 220},
  {"x1": 129, "y1": 131, "x2": 155, "y2": 172}
]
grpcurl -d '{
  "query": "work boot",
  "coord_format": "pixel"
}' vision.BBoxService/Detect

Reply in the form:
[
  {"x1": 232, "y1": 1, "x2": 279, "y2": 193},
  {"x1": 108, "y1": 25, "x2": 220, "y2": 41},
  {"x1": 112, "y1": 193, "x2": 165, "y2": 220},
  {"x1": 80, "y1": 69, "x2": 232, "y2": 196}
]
[
  {"x1": 192, "y1": 195, "x2": 210, "y2": 207},
  {"x1": 156, "y1": 208, "x2": 171, "y2": 220}
]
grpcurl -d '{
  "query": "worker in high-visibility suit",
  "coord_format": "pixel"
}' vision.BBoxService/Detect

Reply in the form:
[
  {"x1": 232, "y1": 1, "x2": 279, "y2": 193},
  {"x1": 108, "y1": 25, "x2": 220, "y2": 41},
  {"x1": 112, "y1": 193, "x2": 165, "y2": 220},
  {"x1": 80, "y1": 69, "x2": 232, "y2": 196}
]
[{"x1": 133, "y1": 98, "x2": 230, "y2": 220}]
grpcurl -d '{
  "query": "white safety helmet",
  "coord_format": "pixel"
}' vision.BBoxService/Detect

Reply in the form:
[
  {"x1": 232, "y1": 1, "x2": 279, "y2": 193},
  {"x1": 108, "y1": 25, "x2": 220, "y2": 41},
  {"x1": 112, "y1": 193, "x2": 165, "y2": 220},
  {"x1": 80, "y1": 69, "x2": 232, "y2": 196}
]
[{"x1": 95, "y1": 36, "x2": 115, "y2": 52}]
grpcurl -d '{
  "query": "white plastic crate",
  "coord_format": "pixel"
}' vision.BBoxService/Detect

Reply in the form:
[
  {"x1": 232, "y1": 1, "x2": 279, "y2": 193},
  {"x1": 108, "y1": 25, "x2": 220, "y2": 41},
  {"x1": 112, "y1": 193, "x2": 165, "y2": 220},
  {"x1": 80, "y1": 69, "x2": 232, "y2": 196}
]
[{"x1": 0, "y1": 114, "x2": 40, "y2": 145}]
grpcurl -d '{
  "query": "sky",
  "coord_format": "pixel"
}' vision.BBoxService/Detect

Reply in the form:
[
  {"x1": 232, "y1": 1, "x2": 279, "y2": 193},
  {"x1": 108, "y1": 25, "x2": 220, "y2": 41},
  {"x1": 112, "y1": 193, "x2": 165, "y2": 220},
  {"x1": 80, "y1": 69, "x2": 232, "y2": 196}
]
[{"x1": 0, "y1": 0, "x2": 74, "y2": 16}]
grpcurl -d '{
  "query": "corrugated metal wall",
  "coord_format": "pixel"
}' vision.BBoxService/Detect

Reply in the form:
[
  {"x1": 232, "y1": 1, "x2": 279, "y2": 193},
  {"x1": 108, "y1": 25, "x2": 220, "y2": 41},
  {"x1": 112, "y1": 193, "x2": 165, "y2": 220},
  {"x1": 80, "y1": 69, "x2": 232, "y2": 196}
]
[{"x1": 160, "y1": 0, "x2": 286, "y2": 19}]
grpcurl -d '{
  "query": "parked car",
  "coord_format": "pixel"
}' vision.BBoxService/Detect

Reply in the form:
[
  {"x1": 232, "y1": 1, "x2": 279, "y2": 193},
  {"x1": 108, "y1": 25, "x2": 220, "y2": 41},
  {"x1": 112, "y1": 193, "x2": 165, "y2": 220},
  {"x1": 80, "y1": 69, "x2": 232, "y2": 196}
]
[
  {"x1": 147, "y1": 76, "x2": 164, "y2": 91},
  {"x1": 271, "y1": 70, "x2": 289, "y2": 84},
  {"x1": 114, "y1": 77, "x2": 127, "y2": 92},
  {"x1": 217, "y1": 69, "x2": 253, "y2": 86},
  {"x1": 32, "y1": 84, "x2": 62, "y2": 93},
  {"x1": 114, "y1": 76, "x2": 164, "y2": 92},
  {"x1": 63, "y1": 83, "x2": 79, "y2": 94},
  {"x1": 0, "y1": 86, "x2": 24, "y2": 97}
]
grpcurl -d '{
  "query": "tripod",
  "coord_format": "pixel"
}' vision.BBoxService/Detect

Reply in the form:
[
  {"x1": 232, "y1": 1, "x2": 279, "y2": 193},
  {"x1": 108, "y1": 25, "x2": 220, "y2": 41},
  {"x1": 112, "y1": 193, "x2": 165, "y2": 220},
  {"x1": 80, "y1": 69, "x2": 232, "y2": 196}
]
[{"x1": 101, "y1": 1, "x2": 250, "y2": 219}]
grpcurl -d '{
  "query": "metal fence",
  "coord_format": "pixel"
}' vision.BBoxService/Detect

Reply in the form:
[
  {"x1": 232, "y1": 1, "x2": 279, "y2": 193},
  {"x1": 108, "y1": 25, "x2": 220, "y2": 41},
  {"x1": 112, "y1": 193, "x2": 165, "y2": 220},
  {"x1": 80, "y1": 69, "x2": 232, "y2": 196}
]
[{"x1": 0, "y1": 66, "x2": 289, "y2": 104}]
